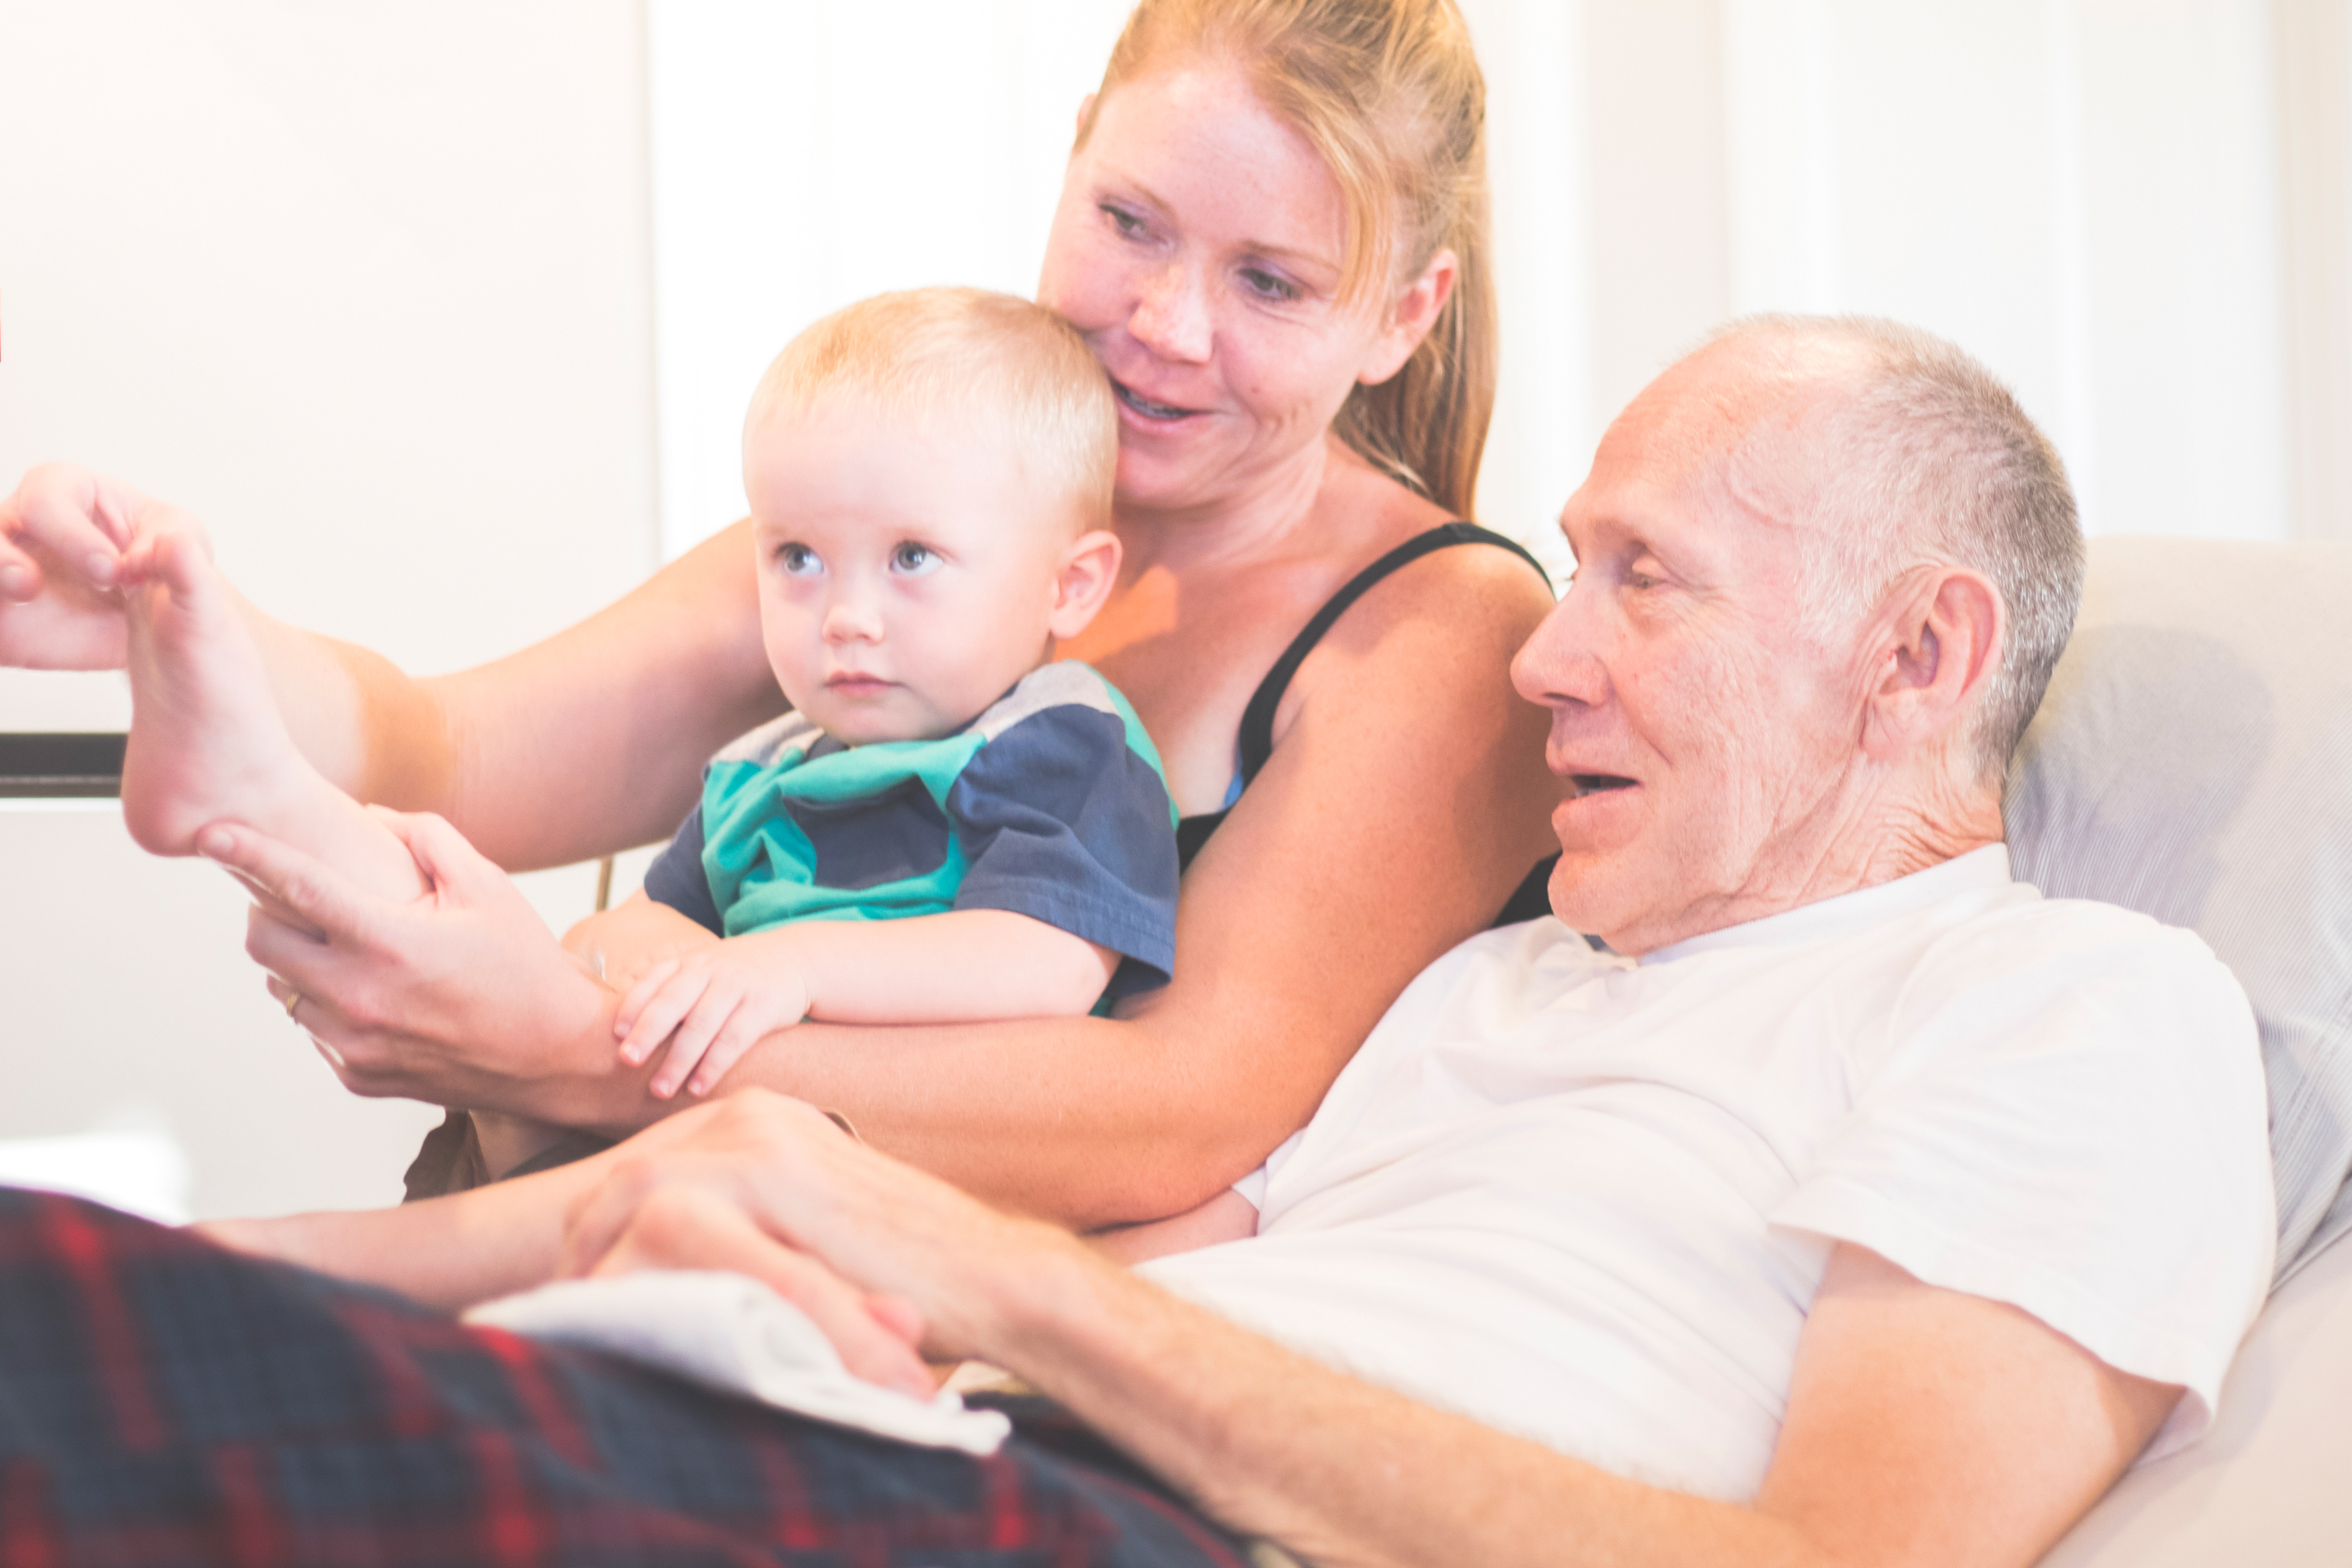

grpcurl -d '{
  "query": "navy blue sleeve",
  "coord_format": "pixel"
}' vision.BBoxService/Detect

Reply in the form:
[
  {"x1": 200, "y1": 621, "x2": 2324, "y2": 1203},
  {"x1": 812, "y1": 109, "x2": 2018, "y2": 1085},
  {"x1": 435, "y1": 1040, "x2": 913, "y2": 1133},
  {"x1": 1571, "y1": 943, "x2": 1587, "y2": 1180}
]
[
  {"x1": 945, "y1": 703, "x2": 1179, "y2": 990},
  {"x1": 639, "y1": 803, "x2": 724, "y2": 935}
]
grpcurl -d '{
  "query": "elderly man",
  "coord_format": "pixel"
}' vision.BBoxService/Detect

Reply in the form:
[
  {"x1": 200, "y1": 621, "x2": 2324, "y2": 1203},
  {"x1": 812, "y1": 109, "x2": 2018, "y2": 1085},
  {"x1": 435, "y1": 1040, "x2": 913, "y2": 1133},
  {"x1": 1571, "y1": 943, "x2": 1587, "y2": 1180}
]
[{"x1": 0, "y1": 318, "x2": 2271, "y2": 1567}]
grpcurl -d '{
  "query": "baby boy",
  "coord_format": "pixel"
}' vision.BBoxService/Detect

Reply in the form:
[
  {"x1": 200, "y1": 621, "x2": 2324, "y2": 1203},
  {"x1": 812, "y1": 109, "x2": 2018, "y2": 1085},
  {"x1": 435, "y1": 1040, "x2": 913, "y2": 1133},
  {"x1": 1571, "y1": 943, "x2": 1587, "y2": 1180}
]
[
  {"x1": 578, "y1": 286, "x2": 1181, "y2": 1098},
  {"x1": 106, "y1": 286, "x2": 1179, "y2": 1164}
]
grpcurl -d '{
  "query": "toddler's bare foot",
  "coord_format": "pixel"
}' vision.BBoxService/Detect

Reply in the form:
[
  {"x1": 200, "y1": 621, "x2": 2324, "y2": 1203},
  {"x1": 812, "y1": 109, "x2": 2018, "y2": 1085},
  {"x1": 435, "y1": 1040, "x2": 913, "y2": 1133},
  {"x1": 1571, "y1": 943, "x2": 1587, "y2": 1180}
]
[
  {"x1": 118, "y1": 511, "x2": 317, "y2": 858},
  {"x1": 118, "y1": 512, "x2": 426, "y2": 905}
]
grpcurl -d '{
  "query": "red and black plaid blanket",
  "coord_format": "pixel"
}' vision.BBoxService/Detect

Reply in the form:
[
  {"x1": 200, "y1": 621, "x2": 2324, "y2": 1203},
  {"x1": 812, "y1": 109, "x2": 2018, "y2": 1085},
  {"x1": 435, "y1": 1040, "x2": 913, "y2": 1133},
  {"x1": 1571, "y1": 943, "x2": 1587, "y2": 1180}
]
[{"x1": 0, "y1": 1188, "x2": 1245, "y2": 1567}]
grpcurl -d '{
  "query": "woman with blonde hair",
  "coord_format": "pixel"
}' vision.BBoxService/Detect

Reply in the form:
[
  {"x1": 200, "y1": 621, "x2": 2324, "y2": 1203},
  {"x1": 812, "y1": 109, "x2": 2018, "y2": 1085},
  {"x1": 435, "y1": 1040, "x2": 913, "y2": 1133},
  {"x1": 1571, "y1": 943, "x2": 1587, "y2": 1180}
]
[
  {"x1": 7, "y1": 0, "x2": 1556, "y2": 1237},
  {"x1": 0, "y1": 6, "x2": 1556, "y2": 1545}
]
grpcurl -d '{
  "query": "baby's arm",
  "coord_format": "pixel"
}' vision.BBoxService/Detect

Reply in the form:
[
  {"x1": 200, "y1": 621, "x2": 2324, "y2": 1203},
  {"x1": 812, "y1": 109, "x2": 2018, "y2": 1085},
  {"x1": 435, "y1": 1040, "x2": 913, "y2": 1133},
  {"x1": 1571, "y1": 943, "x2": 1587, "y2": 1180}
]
[
  {"x1": 614, "y1": 909, "x2": 1116, "y2": 1099},
  {"x1": 563, "y1": 889, "x2": 720, "y2": 985}
]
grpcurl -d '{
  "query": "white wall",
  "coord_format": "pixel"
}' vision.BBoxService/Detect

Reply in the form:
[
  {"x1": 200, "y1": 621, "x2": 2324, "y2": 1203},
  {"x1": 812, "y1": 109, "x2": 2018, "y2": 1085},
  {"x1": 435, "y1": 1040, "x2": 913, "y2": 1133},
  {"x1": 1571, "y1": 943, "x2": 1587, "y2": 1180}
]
[
  {"x1": 0, "y1": 1, "x2": 659, "y2": 1215},
  {"x1": 643, "y1": 0, "x2": 2351, "y2": 562}
]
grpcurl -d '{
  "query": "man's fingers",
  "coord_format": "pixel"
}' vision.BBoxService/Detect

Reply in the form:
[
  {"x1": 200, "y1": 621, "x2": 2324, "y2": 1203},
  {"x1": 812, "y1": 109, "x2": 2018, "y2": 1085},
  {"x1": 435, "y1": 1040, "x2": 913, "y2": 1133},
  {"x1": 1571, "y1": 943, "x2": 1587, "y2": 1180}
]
[
  {"x1": 580, "y1": 1184, "x2": 932, "y2": 1396},
  {"x1": 864, "y1": 1295, "x2": 926, "y2": 1347}
]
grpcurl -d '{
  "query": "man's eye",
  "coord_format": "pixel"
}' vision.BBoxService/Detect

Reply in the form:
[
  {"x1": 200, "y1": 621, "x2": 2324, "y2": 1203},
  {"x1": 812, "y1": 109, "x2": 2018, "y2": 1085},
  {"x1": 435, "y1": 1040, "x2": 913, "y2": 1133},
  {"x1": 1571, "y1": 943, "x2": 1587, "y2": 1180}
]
[
  {"x1": 891, "y1": 542, "x2": 941, "y2": 576},
  {"x1": 778, "y1": 544, "x2": 820, "y2": 576}
]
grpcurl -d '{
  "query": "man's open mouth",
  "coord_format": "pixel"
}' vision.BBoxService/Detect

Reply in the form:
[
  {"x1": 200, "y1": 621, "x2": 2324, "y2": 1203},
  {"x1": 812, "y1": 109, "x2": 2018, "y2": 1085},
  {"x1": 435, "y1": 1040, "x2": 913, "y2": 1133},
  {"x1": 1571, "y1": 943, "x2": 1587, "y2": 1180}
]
[
  {"x1": 1112, "y1": 378, "x2": 1195, "y2": 420},
  {"x1": 1571, "y1": 774, "x2": 1636, "y2": 796}
]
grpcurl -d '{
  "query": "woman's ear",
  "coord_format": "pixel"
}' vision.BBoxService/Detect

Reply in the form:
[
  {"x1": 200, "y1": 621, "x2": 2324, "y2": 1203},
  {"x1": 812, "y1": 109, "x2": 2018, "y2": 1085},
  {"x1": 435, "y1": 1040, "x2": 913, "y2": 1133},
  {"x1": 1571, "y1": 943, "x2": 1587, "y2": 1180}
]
[
  {"x1": 1859, "y1": 565, "x2": 2003, "y2": 765},
  {"x1": 1048, "y1": 527, "x2": 1123, "y2": 640},
  {"x1": 1357, "y1": 247, "x2": 1459, "y2": 387}
]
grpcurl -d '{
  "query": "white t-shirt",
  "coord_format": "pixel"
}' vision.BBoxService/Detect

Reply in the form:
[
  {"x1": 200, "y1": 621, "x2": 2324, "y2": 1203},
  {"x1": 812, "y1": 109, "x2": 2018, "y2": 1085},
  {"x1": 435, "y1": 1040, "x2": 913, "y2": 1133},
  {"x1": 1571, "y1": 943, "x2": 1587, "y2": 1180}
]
[{"x1": 1141, "y1": 847, "x2": 2274, "y2": 1501}]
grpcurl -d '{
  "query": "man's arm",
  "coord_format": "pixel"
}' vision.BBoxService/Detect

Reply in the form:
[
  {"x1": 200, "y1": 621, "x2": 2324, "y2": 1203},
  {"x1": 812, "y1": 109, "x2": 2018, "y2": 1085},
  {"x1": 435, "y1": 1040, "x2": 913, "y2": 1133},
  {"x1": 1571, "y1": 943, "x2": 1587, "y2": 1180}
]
[
  {"x1": 982, "y1": 1243, "x2": 2175, "y2": 1568},
  {"x1": 555, "y1": 1095, "x2": 2179, "y2": 1568}
]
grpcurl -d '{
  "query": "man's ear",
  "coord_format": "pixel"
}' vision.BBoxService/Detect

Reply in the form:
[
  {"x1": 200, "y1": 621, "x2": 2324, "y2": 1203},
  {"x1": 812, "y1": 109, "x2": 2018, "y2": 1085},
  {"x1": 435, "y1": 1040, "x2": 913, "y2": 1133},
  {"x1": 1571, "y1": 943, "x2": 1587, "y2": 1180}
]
[
  {"x1": 1047, "y1": 527, "x2": 1122, "y2": 640},
  {"x1": 1859, "y1": 566, "x2": 2003, "y2": 765},
  {"x1": 1357, "y1": 247, "x2": 1459, "y2": 387}
]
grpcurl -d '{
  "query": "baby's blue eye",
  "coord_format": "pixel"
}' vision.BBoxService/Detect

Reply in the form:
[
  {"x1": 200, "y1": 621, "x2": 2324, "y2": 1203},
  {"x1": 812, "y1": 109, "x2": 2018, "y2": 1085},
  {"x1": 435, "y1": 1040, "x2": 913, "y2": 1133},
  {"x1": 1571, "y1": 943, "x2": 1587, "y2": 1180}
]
[
  {"x1": 892, "y1": 542, "x2": 941, "y2": 576},
  {"x1": 778, "y1": 543, "x2": 821, "y2": 576}
]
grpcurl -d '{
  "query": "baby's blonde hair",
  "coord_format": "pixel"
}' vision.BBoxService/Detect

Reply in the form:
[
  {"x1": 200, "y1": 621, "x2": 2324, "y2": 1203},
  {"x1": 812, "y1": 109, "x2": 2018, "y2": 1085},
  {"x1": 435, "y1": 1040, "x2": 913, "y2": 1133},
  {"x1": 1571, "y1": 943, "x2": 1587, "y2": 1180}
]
[{"x1": 744, "y1": 287, "x2": 1117, "y2": 527}]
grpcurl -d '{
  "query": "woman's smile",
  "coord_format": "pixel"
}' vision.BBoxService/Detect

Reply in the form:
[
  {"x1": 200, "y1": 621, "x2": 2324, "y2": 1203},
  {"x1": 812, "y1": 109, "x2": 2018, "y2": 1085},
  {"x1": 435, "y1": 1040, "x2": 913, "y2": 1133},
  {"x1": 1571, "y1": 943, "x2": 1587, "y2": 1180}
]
[{"x1": 1110, "y1": 376, "x2": 1202, "y2": 423}]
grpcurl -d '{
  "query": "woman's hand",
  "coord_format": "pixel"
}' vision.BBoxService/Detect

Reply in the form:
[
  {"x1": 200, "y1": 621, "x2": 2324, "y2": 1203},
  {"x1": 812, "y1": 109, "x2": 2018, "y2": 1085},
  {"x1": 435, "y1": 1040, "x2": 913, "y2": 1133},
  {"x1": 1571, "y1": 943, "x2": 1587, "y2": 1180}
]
[
  {"x1": 0, "y1": 463, "x2": 141, "y2": 671},
  {"x1": 200, "y1": 805, "x2": 639, "y2": 1123}
]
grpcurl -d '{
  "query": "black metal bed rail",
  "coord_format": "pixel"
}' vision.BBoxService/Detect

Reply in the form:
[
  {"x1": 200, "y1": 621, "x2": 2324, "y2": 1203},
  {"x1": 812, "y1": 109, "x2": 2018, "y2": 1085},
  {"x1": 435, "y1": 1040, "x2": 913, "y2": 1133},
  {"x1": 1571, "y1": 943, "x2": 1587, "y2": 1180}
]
[{"x1": 0, "y1": 733, "x2": 127, "y2": 798}]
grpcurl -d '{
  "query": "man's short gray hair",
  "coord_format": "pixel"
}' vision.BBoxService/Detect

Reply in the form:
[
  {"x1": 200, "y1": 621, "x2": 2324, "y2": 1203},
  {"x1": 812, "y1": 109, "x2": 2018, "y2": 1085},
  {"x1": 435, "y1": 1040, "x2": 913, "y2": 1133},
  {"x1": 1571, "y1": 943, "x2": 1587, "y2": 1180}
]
[{"x1": 1712, "y1": 315, "x2": 2084, "y2": 781}]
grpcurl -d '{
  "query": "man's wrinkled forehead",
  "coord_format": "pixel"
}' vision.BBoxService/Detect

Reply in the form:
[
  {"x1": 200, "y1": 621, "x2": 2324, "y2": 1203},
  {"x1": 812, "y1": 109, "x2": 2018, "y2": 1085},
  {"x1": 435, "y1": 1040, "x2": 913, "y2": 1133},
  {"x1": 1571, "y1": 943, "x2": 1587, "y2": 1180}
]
[
  {"x1": 1562, "y1": 336, "x2": 1867, "y2": 568},
  {"x1": 1631, "y1": 336, "x2": 1867, "y2": 522}
]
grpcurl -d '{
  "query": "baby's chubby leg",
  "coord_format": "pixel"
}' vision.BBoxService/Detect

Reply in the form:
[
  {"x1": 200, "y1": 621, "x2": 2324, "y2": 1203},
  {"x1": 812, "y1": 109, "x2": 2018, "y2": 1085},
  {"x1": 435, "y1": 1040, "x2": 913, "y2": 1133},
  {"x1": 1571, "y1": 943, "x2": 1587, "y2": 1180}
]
[{"x1": 117, "y1": 505, "x2": 426, "y2": 905}]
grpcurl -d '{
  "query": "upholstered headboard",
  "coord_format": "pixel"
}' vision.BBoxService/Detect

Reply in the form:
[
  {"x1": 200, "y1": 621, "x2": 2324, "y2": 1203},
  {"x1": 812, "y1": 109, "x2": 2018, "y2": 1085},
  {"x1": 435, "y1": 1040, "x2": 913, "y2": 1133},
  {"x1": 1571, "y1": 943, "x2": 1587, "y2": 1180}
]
[{"x1": 2006, "y1": 535, "x2": 2352, "y2": 1284}]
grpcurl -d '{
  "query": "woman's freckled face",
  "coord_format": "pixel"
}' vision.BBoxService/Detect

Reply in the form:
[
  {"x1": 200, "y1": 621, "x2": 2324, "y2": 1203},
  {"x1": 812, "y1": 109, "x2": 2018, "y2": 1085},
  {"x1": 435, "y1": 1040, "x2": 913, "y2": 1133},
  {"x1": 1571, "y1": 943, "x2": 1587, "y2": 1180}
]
[{"x1": 1036, "y1": 62, "x2": 1397, "y2": 514}]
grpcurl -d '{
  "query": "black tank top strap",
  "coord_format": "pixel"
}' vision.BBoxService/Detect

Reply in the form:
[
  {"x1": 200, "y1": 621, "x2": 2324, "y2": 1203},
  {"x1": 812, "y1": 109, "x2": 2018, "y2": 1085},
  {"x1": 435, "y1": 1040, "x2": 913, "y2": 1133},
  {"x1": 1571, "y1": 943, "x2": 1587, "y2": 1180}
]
[
  {"x1": 1235, "y1": 522, "x2": 1547, "y2": 783},
  {"x1": 1173, "y1": 522, "x2": 1549, "y2": 870}
]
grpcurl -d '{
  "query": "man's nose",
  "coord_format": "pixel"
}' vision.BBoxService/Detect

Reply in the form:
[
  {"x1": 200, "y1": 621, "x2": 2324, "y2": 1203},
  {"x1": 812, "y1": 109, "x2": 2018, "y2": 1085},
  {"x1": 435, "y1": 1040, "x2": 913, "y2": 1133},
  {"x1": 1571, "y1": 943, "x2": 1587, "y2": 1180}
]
[
  {"x1": 1510, "y1": 583, "x2": 1609, "y2": 711},
  {"x1": 1130, "y1": 260, "x2": 1212, "y2": 364}
]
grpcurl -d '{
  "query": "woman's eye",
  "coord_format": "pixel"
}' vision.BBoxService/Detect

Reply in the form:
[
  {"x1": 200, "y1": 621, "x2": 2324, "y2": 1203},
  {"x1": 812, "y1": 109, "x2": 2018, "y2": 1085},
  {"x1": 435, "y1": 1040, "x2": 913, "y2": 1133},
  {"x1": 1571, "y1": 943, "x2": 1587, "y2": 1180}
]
[
  {"x1": 891, "y1": 542, "x2": 941, "y2": 576},
  {"x1": 1239, "y1": 266, "x2": 1300, "y2": 302},
  {"x1": 1100, "y1": 202, "x2": 1147, "y2": 239},
  {"x1": 777, "y1": 544, "x2": 820, "y2": 576}
]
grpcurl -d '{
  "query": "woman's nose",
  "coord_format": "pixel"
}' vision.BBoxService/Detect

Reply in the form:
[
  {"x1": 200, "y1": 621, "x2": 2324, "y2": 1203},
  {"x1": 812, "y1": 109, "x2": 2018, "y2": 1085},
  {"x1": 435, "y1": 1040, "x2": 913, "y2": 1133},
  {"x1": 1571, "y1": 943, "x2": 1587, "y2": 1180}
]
[{"x1": 1129, "y1": 261, "x2": 1212, "y2": 364}]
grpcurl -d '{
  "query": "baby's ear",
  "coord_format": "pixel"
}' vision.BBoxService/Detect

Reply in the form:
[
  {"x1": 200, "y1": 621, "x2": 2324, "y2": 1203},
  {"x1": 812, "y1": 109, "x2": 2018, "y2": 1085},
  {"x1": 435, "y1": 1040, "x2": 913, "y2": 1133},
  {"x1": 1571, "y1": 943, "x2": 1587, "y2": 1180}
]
[{"x1": 1048, "y1": 527, "x2": 1122, "y2": 639}]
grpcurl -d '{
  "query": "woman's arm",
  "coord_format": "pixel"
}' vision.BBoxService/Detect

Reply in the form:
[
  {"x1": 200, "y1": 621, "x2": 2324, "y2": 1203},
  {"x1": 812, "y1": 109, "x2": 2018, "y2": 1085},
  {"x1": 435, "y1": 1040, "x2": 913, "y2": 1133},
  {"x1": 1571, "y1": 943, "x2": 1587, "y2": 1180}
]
[
  {"x1": 3, "y1": 462, "x2": 782, "y2": 870},
  {"x1": 219, "y1": 541, "x2": 1560, "y2": 1227},
  {"x1": 253, "y1": 518, "x2": 785, "y2": 870},
  {"x1": 673, "y1": 542, "x2": 1562, "y2": 1222}
]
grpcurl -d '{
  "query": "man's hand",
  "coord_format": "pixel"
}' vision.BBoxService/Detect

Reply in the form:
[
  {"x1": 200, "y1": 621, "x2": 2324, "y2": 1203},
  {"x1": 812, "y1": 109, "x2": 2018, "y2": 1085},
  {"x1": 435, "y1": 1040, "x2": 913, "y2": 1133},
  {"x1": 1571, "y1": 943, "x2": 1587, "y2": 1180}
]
[
  {"x1": 0, "y1": 463, "x2": 139, "y2": 671},
  {"x1": 558, "y1": 1090, "x2": 1055, "y2": 1364},
  {"x1": 565, "y1": 1175, "x2": 932, "y2": 1397},
  {"x1": 614, "y1": 932, "x2": 812, "y2": 1100}
]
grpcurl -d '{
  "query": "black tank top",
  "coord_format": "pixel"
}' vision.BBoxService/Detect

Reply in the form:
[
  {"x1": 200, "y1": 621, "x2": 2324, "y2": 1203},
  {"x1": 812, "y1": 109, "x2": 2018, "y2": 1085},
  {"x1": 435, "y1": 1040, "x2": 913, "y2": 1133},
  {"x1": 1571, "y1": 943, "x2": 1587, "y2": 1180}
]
[{"x1": 1172, "y1": 520, "x2": 1559, "y2": 927}]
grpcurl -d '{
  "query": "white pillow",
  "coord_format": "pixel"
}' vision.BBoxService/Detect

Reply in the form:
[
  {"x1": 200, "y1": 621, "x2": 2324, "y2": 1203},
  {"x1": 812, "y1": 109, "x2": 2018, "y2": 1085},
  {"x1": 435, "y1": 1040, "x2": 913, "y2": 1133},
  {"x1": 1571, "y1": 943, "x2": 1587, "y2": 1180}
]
[{"x1": 2006, "y1": 536, "x2": 2352, "y2": 1283}]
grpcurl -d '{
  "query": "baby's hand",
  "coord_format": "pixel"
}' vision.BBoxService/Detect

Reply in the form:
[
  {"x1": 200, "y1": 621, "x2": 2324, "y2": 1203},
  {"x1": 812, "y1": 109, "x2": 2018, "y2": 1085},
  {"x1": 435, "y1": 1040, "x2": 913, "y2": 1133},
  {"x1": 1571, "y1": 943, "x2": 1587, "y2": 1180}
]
[
  {"x1": 605, "y1": 934, "x2": 718, "y2": 997},
  {"x1": 614, "y1": 934, "x2": 811, "y2": 1099}
]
